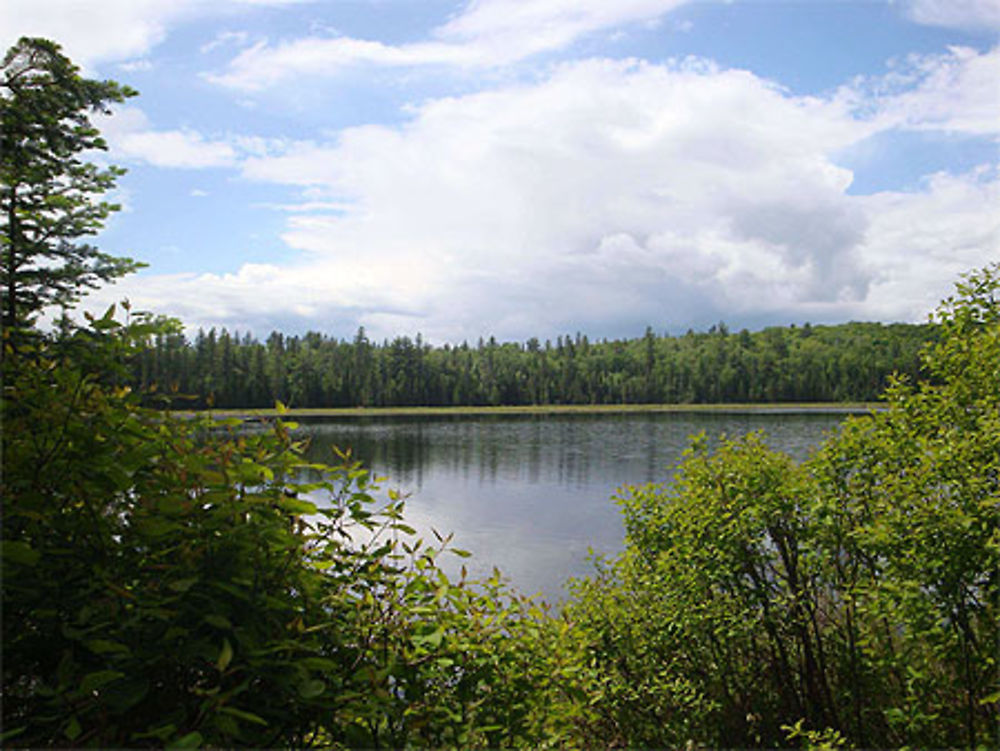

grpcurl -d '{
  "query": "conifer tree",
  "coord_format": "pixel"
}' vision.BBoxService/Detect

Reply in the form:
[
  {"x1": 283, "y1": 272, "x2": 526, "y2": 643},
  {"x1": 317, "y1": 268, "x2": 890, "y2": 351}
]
[{"x1": 1, "y1": 37, "x2": 142, "y2": 339}]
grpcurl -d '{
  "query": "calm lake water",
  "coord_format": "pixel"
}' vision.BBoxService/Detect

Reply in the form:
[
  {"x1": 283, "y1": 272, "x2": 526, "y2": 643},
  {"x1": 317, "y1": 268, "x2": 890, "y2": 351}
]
[{"x1": 298, "y1": 410, "x2": 858, "y2": 603}]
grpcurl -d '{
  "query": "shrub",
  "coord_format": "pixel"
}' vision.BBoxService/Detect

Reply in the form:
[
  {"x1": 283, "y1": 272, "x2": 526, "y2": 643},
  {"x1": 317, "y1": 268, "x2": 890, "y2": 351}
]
[
  {"x1": 1, "y1": 309, "x2": 586, "y2": 748},
  {"x1": 566, "y1": 264, "x2": 1000, "y2": 748}
]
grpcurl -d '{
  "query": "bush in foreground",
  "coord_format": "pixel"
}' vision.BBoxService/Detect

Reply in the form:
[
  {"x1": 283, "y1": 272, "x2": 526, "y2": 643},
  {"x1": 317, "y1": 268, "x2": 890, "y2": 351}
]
[
  {"x1": 1, "y1": 309, "x2": 586, "y2": 748},
  {"x1": 567, "y1": 264, "x2": 999, "y2": 747},
  {"x1": 3, "y1": 265, "x2": 997, "y2": 749}
]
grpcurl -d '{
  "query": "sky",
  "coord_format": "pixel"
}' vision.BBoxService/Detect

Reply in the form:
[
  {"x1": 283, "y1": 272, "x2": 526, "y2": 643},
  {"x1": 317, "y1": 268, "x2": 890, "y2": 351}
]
[{"x1": 3, "y1": 0, "x2": 998, "y2": 344}]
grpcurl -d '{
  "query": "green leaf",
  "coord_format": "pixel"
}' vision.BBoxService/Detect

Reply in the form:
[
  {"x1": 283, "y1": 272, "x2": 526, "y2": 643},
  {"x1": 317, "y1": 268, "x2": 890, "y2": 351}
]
[
  {"x1": 103, "y1": 677, "x2": 150, "y2": 711},
  {"x1": 86, "y1": 638, "x2": 130, "y2": 655},
  {"x1": 278, "y1": 497, "x2": 318, "y2": 515},
  {"x1": 80, "y1": 669, "x2": 124, "y2": 693},
  {"x1": 168, "y1": 577, "x2": 198, "y2": 593},
  {"x1": 156, "y1": 496, "x2": 187, "y2": 514},
  {"x1": 64, "y1": 716, "x2": 82, "y2": 741},
  {"x1": 298, "y1": 678, "x2": 326, "y2": 699},
  {"x1": 164, "y1": 626, "x2": 189, "y2": 641},
  {"x1": 131, "y1": 723, "x2": 177, "y2": 742},
  {"x1": 217, "y1": 638, "x2": 233, "y2": 672},
  {"x1": 204, "y1": 614, "x2": 232, "y2": 630},
  {"x1": 167, "y1": 731, "x2": 203, "y2": 749},
  {"x1": 298, "y1": 657, "x2": 341, "y2": 672},
  {"x1": 212, "y1": 713, "x2": 240, "y2": 738},
  {"x1": 0, "y1": 726, "x2": 26, "y2": 742},
  {"x1": 2, "y1": 541, "x2": 40, "y2": 566},
  {"x1": 412, "y1": 627, "x2": 445, "y2": 649},
  {"x1": 219, "y1": 706, "x2": 269, "y2": 726}
]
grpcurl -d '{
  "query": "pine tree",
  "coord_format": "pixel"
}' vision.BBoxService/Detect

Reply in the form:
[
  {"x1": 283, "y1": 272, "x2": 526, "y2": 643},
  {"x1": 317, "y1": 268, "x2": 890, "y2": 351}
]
[{"x1": 1, "y1": 37, "x2": 142, "y2": 340}]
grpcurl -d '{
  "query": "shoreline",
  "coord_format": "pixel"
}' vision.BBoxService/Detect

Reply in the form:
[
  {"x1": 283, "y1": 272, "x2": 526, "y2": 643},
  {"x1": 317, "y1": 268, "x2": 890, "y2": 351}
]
[{"x1": 183, "y1": 402, "x2": 884, "y2": 419}]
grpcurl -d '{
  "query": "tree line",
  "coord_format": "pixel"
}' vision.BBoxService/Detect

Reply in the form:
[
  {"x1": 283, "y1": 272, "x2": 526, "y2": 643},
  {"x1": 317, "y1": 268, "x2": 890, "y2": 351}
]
[{"x1": 132, "y1": 320, "x2": 936, "y2": 409}]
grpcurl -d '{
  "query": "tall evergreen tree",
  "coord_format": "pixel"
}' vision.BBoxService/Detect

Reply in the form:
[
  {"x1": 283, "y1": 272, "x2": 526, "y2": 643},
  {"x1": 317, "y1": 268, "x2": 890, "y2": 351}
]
[{"x1": 1, "y1": 37, "x2": 142, "y2": 340}]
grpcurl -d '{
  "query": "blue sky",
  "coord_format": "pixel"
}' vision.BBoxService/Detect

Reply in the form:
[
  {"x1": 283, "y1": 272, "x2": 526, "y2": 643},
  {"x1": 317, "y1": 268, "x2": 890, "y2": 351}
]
[{"x1": 3, "y1": 0, "x2": 998, "y2": 342}]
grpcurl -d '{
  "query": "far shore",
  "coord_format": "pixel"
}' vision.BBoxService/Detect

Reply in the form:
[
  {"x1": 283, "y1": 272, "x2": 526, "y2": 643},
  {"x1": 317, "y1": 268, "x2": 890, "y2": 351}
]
[{"x1": 180, "y1": 402, "x2": 884, "y2": 419}]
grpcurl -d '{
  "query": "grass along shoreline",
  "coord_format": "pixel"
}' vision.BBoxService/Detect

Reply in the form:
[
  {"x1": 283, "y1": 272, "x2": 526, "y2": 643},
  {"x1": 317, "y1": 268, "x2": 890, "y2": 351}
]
[{"x1": 185, "y1": 402, "x2": 883, "y2": 419}]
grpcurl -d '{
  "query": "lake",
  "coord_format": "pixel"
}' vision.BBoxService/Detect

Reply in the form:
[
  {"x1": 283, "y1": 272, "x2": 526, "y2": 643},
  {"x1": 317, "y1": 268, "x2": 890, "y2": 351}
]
[{"x1": 297, "y1": 409, "x2": 859, "y2": 604}]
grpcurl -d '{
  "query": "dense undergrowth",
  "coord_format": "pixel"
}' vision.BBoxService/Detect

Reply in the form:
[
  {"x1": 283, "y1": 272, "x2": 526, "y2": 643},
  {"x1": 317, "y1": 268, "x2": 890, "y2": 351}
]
[
  {"x1": 566, "y1": 265, "x2": 999, "y2": 748},
  {"x1": 2, "y1": 309, "x2": 587, "y2": 747},
  {"x1": 4, "y1": 266, "x2": 998, "y2": 748}
]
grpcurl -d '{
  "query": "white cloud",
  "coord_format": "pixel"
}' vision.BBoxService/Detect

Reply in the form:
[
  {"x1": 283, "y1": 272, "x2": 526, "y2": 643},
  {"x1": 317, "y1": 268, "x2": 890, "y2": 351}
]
[
  {"x1": 206, "y1": 0, "x2": 694, "y2": 90},
  {"x1": 200, "y1": 30, "x2": 252, "y2": 54},
  {"x1": 88, "y1": 50, "x2": 1000, "y2": 341},
  {"x1": 851, "y1": 166, "x2": 1000, "y2": 320},
  {"x1": 0, "y1": 0, "x2": 308, "y2": 69},
  {"x1": 255, "y1": 201, "x2": 354, "y2": 213},
  {"x1": 117, "y1": 130, "x2": 238, "y2": 169},
  {"x1": 118, "y1": 58, "x2": 154, "y2": 73},
  {"x1": 904, "y1": 0, "x2": 1000, "y2": 32},
  {"x1": 1, "y1": 0, "x2": 182, "y2": 68},
  {"x1": 434, "y1": 0, "x2": 692, "y2": 58},
  {"x1": 97, "y1": 58, "x2": 878, "y2": 338},
  {"x1": 97, "y1": 107, "x2": 238, "y2": 168},
  {"x1": 844, "y1": 45, "x2": 1000, "y2": 136},
  {"x1": 206, "y1": 37, "x2": 471, "y2": 90}
]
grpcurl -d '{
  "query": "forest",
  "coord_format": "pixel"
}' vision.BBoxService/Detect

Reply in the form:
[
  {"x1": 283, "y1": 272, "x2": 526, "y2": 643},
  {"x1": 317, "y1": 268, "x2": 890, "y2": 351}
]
[
  {"x1": 3, "y1": 37, "x2": 998, "y2": 749},
  {"x1": 133, "y1": 320, "x2": 936, "y2": 409}
]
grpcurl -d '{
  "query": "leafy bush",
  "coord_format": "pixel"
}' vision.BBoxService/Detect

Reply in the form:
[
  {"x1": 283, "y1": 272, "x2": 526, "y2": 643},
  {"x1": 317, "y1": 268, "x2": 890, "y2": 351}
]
[
  {"x1": 1, "y1": 309, "x2": 587, "y2": 748},
  {"x1": 4, "y1": 269, "x2": 996, "y2": 748},
  {"x1": 566, "y1": 264, "x2": 1000, "y2": 748}
]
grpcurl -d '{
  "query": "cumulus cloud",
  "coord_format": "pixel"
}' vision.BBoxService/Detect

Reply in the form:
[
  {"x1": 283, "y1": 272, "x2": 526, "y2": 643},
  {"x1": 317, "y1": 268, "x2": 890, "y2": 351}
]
[
  {"x1": 115, "y1": 130, "x2": 238, "y2": 169},
  {"x1": 236, "y1": 57, "x2": 871, "y2": 324},
  {"x1": 903, "y1": 0, "x2": 1000, "y2": 32},
  {"x1": 205, "y1": 0, "x2": 693, "y2": 90},
  {"x1": 96, "y1": 107, "x2": 239, "y2": 169},
  {"x1": 850, "y1": 165, "x2": 1000, "y2": 320},
  {"x1": 88, "y1": 52, "x2": 994, "y2": 341},
  {"x1": 17, "y1": 2, "x2": 991, "y2": 342},
  {"x1": 841, "y1": 45, "x2": 1000, "y2": 136},
  {"x1": 35, "y1": 3, "x2": 985, "y2": 342},
  {"x1": 434, "y1": 0, "x2": 693, "y2": 59},
  {"x1": 0, "y1": 0, "x2": 307, "y2": 69},
  {"x1": 206, "y1": 37, "x2": 468, "y2": 90},
  {"x1": 1, "y1": 0, "x2": 182, "y2": 68}
]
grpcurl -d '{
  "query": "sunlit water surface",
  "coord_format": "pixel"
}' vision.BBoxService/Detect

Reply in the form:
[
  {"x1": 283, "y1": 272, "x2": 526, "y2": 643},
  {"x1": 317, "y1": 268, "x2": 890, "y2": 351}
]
[{"x1": 297, "y1": 410, "x2": 858, "y2": 603}]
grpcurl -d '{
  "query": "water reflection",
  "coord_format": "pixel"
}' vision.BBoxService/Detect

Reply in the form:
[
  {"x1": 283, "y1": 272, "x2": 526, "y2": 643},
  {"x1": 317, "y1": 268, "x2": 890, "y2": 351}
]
[{"x1": 298, "y1": 412, "x2": 851, "y2": 603}]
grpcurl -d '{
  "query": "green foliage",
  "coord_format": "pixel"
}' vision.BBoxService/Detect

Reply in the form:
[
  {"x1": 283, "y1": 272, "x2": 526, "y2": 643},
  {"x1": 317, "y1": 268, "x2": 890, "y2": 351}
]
[
  {"x1": 1, "y1": 37, "x2": 143, "y2": 336},
  {"x1": 131, "y1": 320, "x2": 935, "y2": 410},
  {"x1": 567, "y1": 263, "x2": 1000, "y2": 748},
  {"x1": 1, "y1": 313, "x2": 587, "y2": 748},
  {"x1": 568, "y1": 434, "x2": 823, "y2": 746}
]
